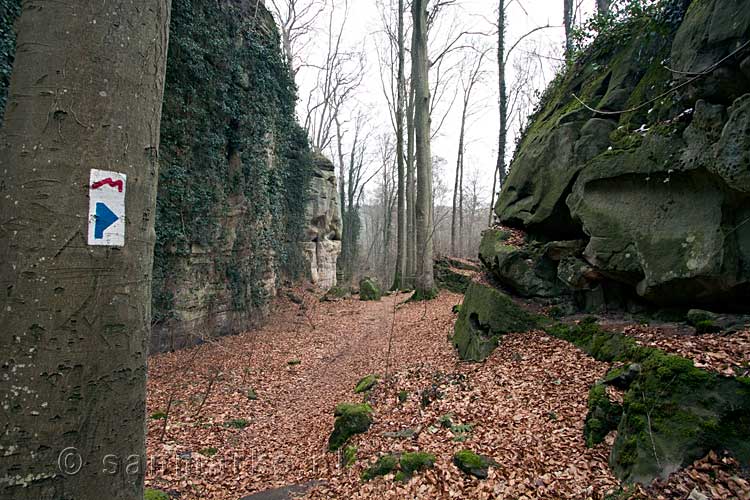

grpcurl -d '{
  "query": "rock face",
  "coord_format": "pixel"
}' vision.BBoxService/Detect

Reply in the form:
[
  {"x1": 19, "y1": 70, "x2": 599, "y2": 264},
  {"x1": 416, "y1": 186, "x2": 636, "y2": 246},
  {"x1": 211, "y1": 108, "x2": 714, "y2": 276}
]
[
  {"x1": 300, "y1": 153, "x2": 342, "y2": 290},
  {"x1": 496, "y1": 0, "x2": 750, "y2": 310},
  {"x1": 151, "y1": 0, "x2": 321, "y2": 352},
  {"x1": 452, "y1": 281, "x2": 540, "y2": 361}
]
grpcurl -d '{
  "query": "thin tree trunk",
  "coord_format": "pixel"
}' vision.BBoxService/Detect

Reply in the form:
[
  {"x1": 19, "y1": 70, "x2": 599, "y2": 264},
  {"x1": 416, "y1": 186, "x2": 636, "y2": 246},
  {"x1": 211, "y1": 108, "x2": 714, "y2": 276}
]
[
  {"x1": 335, "y1": 116, "x2": 348, "y2": 281},
  {"x1": 451, "y1": 104, "x2": 467, "y2": 256},
  {"x1": 406, "y1": 75, "x2": 416, "y2": 287},
  {"x1": 0, "y1": 1, "x2": 171, "y2": 498},
  {"x1": 412, "y1": 0, "x2": 434, "y2": 299},
  {"x1": 564, "y1": 0, "x2": 574, "y2": 60},
  {"x1": 392, "y1": 0, "x2": 406, "y2": 290},
  {"x1": 597, "y1": 0, "x2": 611, "y2": 16},
  {"x1": 490, "y1": 1, "x2": 507, "y2": 225}
]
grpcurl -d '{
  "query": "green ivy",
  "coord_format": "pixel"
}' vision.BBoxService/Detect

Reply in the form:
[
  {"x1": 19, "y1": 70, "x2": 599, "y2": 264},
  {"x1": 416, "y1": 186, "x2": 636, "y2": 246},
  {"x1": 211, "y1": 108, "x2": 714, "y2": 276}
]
[
  {"x1": 154, "y1": 0, "x2": 312, "y2": 320},
  {"x1": 0, "y1": 0, "x2": 21, "y2": 122}
]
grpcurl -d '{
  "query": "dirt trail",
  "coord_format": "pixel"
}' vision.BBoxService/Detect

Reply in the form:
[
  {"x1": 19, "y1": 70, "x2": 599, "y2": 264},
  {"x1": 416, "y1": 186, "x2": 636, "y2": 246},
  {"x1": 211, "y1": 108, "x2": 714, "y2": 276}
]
[{"x1": 145, "y1": 292, "x2": 462, "y2": 499}]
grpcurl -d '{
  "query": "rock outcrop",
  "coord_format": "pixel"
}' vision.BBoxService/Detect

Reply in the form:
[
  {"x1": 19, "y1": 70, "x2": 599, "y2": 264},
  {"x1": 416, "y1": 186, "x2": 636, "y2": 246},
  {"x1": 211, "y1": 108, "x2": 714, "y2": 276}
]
[
  {"x1": 495, "y1": 0, "x2": 750, "y2": 310},
  {"x1": 151, "y1": 0, "x2": 324, "y2": 352},
  {"x1": 300, "y1": 153, "x2": 342, "y2": 290}
]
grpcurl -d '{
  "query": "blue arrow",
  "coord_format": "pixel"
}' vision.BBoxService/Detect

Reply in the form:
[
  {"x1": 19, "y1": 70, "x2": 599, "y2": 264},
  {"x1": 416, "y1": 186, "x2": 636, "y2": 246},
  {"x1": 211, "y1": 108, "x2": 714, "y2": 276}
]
[{"x1": 94, "y1": 202, "x2": 119, "y2": 239}]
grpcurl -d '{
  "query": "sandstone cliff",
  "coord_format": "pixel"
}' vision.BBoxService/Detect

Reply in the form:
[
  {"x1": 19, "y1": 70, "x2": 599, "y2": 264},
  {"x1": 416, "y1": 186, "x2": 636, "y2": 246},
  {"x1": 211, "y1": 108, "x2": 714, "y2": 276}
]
[{"x1": 492, "y1": 0, "x2": 750, "y2": 310}]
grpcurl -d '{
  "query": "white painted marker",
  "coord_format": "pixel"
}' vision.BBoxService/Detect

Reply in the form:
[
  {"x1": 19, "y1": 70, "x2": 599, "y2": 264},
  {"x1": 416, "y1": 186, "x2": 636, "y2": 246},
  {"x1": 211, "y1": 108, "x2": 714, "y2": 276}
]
[{"x1": 87, "y1": 169, "x2": 126, "y2": 247}]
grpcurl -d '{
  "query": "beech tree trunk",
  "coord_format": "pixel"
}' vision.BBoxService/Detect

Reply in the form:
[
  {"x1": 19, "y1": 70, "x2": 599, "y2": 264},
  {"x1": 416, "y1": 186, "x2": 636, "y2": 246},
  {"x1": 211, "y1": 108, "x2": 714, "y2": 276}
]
[
  {"x1": 392, "y1": 0, "x2": 407, "y2": 290},
  {"x1": 597, "y1": 0, "x2": 611, "y2": 16},
  {"x1": 411, "y1": 0, "x2": 435, "y2": 299},
  {"x1": 0, "y1": 2, "x2": 171, "y2": 499}
]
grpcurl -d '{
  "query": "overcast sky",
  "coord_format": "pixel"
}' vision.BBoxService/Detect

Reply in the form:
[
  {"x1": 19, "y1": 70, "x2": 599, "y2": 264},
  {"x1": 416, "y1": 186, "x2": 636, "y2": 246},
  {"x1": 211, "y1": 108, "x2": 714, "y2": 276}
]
[{"x1": 290, "y1": 0, "x2": 596, "y2": 205}]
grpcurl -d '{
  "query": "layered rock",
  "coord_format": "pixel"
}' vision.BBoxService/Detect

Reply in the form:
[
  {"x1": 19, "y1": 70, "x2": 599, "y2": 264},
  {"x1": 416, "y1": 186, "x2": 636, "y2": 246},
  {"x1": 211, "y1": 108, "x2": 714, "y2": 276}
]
[
  {"x1": 151, "y1": 0, "x2": 316, "y2": 351},
  {"x1": 496, "y1": 0, "x2": 750, "y2": 310},
  {"x1": 300, "y1": 153, "x2": 342, "y2": 290}
]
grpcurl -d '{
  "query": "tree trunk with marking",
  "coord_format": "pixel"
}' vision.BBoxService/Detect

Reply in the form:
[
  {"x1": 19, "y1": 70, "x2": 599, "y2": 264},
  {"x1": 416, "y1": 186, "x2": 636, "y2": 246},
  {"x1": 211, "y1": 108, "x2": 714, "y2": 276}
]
[
  {"x1": 411, "y1": 0, "x2": 435, "y2": 299},
  {"x1": 0, "y1": 1, "x2": 171, "y2": 498}
]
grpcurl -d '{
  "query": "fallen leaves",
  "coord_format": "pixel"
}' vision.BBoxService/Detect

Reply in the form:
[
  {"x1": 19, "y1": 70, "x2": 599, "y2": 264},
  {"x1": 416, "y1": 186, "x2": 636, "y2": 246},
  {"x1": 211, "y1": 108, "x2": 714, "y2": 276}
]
[{"x1": 145, "y1": 289, "x2": 749, "y2": 499}]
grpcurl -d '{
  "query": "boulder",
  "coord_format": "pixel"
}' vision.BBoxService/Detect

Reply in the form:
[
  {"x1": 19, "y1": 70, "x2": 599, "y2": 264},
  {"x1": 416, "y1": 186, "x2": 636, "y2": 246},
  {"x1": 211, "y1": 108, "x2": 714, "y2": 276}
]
[
  {"x1": 453, "y1": 281, "x2": 540, "y2": 361},
  {"x1": 328, "y1": 403, "x2": 373, "y2": 451},
  {"x1": 434, "y1": 257, "x2": 478, "y2": 294},
  {"x1": 478, "y1": 230, "x2": 564, "y2": 298},
  {"x1": 494, "y1": 0, "x2": 750, "y2": 309},
  {"x1": 359, "y1": 277, "x2": 382, "y2": 301}
]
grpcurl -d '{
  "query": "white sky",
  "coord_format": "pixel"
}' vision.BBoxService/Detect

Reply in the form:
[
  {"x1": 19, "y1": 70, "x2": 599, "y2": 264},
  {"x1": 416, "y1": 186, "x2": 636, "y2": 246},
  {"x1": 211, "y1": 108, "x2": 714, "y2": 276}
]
[{"x1": 290, "y1": 0, "x2": 596, "y2": 205}]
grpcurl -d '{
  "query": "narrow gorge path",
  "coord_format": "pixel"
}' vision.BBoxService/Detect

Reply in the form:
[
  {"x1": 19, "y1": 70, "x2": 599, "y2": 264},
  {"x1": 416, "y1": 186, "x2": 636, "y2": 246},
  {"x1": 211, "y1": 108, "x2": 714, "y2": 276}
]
[{"x1": 144, "y1": 291, "x2": 748, "y2": 500}]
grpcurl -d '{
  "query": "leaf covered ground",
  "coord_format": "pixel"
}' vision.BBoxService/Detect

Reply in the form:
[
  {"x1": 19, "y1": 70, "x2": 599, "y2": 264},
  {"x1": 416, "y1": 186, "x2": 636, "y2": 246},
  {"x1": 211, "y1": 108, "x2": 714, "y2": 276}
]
[{"x1": 145, "y1": 290, "x2": 749, "y2": 499}]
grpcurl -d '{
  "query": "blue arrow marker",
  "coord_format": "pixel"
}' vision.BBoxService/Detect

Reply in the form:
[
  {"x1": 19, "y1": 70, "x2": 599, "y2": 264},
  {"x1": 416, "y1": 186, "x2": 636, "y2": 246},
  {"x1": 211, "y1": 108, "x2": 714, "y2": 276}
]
[{"x1": 94, "y1": 202, "x2": 119, "y2": 239}]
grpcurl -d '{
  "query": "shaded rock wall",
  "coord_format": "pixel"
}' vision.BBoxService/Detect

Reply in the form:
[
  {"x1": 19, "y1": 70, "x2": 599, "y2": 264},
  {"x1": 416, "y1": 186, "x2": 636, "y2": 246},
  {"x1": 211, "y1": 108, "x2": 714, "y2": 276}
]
[
  {"x1": 151, "y1": 0, "x2": 317, "y2": 352},
  {"x1": 497, "y1": 0, "x2": 750, "y2": 310}
]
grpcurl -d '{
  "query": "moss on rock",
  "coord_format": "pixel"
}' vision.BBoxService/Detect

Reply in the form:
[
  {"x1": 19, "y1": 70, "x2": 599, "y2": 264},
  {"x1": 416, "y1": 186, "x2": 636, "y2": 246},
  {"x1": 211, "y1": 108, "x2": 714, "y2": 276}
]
[
  {"x1": 361, "y1": 454, "x2": 398, "y2": 481},
  {"x1": 453, "y1": 450, "x2": 495, "y2": 479},
  {"x1": 328, "y1": 403, "x2": 373, "y2": 451},
  {"x1": 399, "y1": 452, "x2": 436, "y2": 476},
  {"x1": 453, "y1": 281, "x2": 541, "y2": 361},
  {"x1": 354, "y1": 374, "x2": 378, "y2": 394},
  {"x1": 144, "y1": 490, "x2": 170, "y2": 500},
  {"x1": 359, "y1": 277, "x2": 382, "y2": 301},
  {"x1": 584, "y1": 382, "x2": 623, "y2": 447}
]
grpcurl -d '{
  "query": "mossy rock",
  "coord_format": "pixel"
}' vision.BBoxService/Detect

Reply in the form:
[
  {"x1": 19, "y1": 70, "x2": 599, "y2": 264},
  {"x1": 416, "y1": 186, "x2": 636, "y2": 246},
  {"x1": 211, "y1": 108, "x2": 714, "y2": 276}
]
[
  {"x1": 361, "y1": 454, "x2": 398, "y2": 481},
  {"x1": 453, "y1": 449, "x2": 495, "y2": 479},
  {"x1": 453, "y1": 281, "x2": 542, "y2": 361},
  {"x1": 584, "y1": 382, "x2": 623, "y2": 447},
  {"x1": 144, "y1": 490, "x2": 170, "y2": 500},
  {"x1": 546, "y1": 319, "x2": 750, "y2": 484},
  {"x1": 359, "y1": 277, "x2": 382, "y2": 301},
  {"x1": 361, "y1": 451, "x2": 436, "y2": 482},
  {"x1": 399, "y1": 452, "x2": 436, "y2": 476},
  {"x1": 409, "y1": 287, "x2": 438, "y2": 301},
  {"x1": 328, "y1": 403, "x2": 373, "y2": 451},
  {"x1": 354, "y1": 374, "x2": 378, "y2": 394},
  {"x1": 322, "y1": 285, "x2": 350, "y2": 301},
  {"x1": 611, "y1": 350, "x2": 750, "y2": 484},
  {"x1": 434, "y1": 258, "x2": 474, "y2": 294}
]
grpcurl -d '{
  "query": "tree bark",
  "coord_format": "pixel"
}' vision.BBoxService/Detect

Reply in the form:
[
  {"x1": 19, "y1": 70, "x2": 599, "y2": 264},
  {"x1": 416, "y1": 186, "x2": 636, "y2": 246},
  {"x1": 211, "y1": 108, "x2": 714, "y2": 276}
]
[
  {"x1": 597, "y1": 0, "x2": 611, "y2": 16},
  {"x1": 490, "y1": 2, "x2": 507, "y2": 225},
  {"x1": 564, "y1": 0, "x2": 574, "y2": 60},
  {"x1": 391, "y1": 0, "x2": 407, "y2": 290},
  {"x1": 411, "y1": 0, "x2": 434, "y2": 298},
  {"x1": 0, "y1": 1, "x2": 171, "y2": 499},
  {"x1": 405, "y1": 71, "x2": 416, "y2": 287}
]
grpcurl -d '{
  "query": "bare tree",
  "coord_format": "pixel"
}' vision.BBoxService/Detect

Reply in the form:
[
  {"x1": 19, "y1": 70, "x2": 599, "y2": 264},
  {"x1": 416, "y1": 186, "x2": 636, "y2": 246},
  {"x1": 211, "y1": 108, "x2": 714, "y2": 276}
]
[
  {"x1": 564, "y1": 0, "x2": 574, "y2": 59},
  {"x1": 451, "y1": 44, "x2": 488, "y2": 257},
  {"x1": 269, "y1": 0, "x2": 327, "y2": 76},
  {"x1": 0, "y1": 1, "x2": 171, "y2": 498},
  {"x1": 303, "y1": 0, "x2": 365, "y2": 152}
]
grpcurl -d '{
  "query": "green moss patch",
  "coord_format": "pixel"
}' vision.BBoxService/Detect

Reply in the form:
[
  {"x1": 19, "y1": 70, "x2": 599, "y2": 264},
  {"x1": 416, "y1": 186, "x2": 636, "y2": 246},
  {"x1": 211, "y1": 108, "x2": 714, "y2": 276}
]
[
  {"x1": 548, "y1": 319, "x2": 750, "y2": 484},
  {"x1": 453, "y1": 281, "x2": 541, "y2": 361},
  {"x1": 584, "y1": 382, "x2": 622, "y2": 447},
  {"x1": 224, "y1": 418, "x2": 250, "y2": 429},
  {"x1": 361, "y1": 451, "x2": 436, "y2": 482},
  {"x1": 359, "y1": 277, "x2": 382, "y2": 301},
  {"x1": 328, "y1": 403, "x2": 373, "y2": 451},
  {"x1": 354, "y1": 374, "x2": 378, "y2": 394},
  {"x1": 144, "y1": 489, "x2": 170, "y2": 500},
  {"x1": 453, "y1": 449, "x2": 496, "y2": 479},
  {"x1": 341, "y1": 445, "x2": 358, "y2": 467},
  {"x1": 361, "y1": 454, "x2": 398, "y2": 481}
]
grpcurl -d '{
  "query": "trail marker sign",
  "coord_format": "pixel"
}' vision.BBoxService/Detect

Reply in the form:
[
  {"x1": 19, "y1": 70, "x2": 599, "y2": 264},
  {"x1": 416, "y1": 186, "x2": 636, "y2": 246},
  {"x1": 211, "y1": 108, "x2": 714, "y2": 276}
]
[{"x1": 88, "y1": 169, "x2": 126, "y2": 246}]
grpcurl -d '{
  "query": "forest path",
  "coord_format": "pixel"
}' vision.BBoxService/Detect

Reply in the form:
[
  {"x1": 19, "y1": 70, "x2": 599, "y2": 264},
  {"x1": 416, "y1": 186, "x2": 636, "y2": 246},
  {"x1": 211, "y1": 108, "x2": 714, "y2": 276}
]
[{"x1": 145, "y1": 290, "x2": 462, "y2": 499}]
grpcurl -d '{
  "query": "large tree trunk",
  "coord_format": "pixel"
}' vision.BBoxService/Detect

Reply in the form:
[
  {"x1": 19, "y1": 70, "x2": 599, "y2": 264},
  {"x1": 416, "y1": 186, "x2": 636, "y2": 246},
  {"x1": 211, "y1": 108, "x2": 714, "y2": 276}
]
[
  {"x1": 0, "y1": 2, "x2": 171, "y2": 499},
  {"x1": 392, "y1": 0, "x2": 407, "y2": 290},
  {"x1": 411, "y1": 0, "x2": 435, "y2": 299}
]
